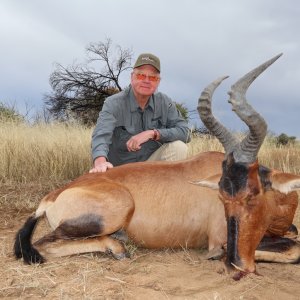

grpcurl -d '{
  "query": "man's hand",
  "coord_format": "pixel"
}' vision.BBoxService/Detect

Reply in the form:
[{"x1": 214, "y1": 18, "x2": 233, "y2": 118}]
[
  {"x1": 89, "y1": 157, "x2": 113, "y2": 173},
  {"x1": 126, "y1": 130, "x2": 155, "y2": 152}
]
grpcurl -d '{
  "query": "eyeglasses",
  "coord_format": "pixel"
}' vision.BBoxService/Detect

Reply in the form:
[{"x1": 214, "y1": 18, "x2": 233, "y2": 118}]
[{"x1": 134, "y1": 72, "x2": 160, "y2": 82}]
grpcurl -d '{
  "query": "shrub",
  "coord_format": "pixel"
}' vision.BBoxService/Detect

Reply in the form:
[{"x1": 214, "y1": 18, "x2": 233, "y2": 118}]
[
  {"x1": 276, "y1": 133, "x2": 296, "y2": 146},
  {"x1": 0, "y1": 102, "x2": 24, "y2": 123}
]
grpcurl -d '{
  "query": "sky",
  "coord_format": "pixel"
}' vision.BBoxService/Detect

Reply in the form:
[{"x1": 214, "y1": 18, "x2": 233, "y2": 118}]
[{"x1": 0, "y1": 0, "x2": 299, "y2": 137}]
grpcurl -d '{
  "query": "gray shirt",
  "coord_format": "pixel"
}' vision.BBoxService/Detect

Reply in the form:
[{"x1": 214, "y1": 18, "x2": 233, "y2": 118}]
[{"x1": 92, "y1": 86, "x2": 190, "y2": 166}]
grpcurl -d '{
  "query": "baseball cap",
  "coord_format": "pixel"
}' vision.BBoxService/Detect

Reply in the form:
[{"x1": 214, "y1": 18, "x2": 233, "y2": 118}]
[{"x1": 133, "y1": 53, "x2": 160, "y2": 73}]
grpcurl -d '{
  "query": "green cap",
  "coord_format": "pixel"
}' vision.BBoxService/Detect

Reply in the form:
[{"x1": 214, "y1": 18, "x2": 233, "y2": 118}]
[{"x1": 133, "y1": 53, "x2": 161, "y2": 72}]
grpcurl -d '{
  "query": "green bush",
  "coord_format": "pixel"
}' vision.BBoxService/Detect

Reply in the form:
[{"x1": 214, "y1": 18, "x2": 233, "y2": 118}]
[
  {"x1": 0, "y1": 102, "x2": 24, "y2": 123},
  {"x1": 276, "y1": 133, "x2": 296, "y2": 146}
]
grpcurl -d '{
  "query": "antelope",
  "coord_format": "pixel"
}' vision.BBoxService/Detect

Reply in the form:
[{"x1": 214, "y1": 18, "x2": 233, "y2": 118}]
[{"x1": 14, "y1": 54, "x2": 300, "y2": 278}]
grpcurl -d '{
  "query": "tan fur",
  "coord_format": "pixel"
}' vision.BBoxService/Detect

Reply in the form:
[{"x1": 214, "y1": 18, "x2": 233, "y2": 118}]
[
  {"x1": 255, "y1": 245, "x2": 300, "y2": 263},
  {"x1": 35, "y1": 236, "x2": 126, "y2": 258},
  {"x1": 34, "y1": 151, "x2": 227, "y2": 256}
]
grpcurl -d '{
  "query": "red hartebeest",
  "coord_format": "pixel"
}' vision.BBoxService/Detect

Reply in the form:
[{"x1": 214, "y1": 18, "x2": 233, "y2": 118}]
[{"x1": 14, "y1": 54, "x2": 300, "y2": 278}]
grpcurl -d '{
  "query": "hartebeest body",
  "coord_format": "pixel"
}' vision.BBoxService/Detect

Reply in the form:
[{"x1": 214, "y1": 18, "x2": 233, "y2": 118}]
[
  {"x1": 16, "y1": 152, "x2": 227, "y2": 260},
  {"x1": 15, "y1": 55, "x2": 300, "y2": 277}
]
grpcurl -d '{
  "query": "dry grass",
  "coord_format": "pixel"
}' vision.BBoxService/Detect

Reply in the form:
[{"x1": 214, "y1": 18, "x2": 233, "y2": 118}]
[
  {"x1": 259, "y1": 139, "x2": 300, "y2": 174},
  {"x1": 189, "y1": 134, "x2": 300, "y2": 175},
  {"x1": 188, "y1": 134, "x2": 224, "y2": 155},
  {"x1": 0, "y1": 121, "x2": 92, "y2": 184},
  {"x1": 1, "y1": 121, "x2": 299, "y2": 185}
]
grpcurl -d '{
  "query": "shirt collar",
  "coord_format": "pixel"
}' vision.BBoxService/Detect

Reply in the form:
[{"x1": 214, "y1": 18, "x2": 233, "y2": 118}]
[{"x1": 128, "y1": 86, "x2": 155, "y2": 112}]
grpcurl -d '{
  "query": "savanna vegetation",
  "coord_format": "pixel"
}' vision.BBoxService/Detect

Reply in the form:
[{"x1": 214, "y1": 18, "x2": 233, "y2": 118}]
[{"x1": 1, "y1": 118, "x2": 299, "y2": 186}]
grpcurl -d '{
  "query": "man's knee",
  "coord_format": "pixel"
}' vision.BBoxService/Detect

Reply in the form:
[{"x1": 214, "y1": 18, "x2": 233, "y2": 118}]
[
  {"x1": 168, "y1": 140, "x2": 188, "y2": 160},
  {"x1": 147, "y1": 140, "x2": 188, "y2": 162}
]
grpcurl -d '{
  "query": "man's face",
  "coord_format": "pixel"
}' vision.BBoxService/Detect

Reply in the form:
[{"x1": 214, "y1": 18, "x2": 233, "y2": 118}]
[{"x1": 131, "y1": 65, "x2": 161, "y2": 98}]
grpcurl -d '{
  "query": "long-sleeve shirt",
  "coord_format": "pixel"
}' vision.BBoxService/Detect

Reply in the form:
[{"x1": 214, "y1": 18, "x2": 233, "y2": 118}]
[{"x1": 91, "y1": 86, "x2": 191, "y2": 166}]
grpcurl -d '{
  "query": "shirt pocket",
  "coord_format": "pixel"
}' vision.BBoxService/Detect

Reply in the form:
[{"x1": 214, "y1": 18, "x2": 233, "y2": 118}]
[
  {"x1": 112, "y1": 126, "x2": 133, "y2": 151},
  {"x1": 123, "y1": 125, "x2": 136, "y2": 135}
]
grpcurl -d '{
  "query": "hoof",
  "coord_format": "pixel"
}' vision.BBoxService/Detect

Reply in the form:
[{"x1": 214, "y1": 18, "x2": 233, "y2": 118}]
[
  {"x1": 106, "y1": 247, "x2": 129, "y2": 260},
  {"x1": 284, "y1": 224, "x2": 298, "y2": 239},
  {"x1": 110, "y1": 251, "x2": 129, "y2": 260},
  {"x1": 110, "y1": 230, "x2": 128, "y2": 243},
  {"x1": 205, "y1": 248, "x2": 225, "y2": 260}
]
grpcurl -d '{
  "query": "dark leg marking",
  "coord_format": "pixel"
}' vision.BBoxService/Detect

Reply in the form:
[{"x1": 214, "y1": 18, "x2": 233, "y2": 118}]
[
  {"x1": 34, "y1": 214, "x2": 104, "y2": 247},
  {"x1": 257, "y1": 236, "x2": 298, "y2": 253},
  {"x1": 56, "y1": 214, "x2": 104, "y2": 238}
]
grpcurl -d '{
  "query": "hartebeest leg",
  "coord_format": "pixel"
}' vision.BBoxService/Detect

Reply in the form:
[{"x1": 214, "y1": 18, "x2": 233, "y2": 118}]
[
  {"x1": 14, "y1": 181, "x2": 135, "y2": 264},
  {"x1": 32, "y1": 212, "x2": 131, "y2": 260},
  {"x1": 254, "y1": 236, "x2": 300, "y2": 264},
  {"x1": 205, "y1": 202, "x2": 227, "y2": 260},
  {"x1": 34, "y1": 235, "x2": 128, "y2": 259},
  {"x1": 205, "y1": 246, "x2": 225, "y2": 260}
]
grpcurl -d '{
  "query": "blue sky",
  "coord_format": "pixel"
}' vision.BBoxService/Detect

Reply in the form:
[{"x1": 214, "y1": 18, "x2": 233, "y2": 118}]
[{"x1": 0, "y1": 0, "x2": 299, "y2": 137}]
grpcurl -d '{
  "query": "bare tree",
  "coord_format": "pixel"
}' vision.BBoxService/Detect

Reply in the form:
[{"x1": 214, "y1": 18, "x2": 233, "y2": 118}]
[{"x1": 44, "y1": 39, "x2": 133, "y2": 126}]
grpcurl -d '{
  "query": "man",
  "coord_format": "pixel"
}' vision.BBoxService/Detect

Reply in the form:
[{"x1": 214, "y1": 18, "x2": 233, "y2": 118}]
[{"x1": 90, "y1": 53, "x2": 190, "y2": 173}]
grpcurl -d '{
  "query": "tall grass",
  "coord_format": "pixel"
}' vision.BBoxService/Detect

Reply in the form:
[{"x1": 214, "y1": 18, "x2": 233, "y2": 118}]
[
  {"x1": 189, "y1": 134, "x2": 300, "y2": 175},
  {"x1": 1, "y1": 121, "x2": 299, "y2": 183},
  {"x1": 259, "y1": 138, "x2": 300, "y2": 174},
  {"x1": 0, "y1": 121, "x2": 92, "y2": 183}
]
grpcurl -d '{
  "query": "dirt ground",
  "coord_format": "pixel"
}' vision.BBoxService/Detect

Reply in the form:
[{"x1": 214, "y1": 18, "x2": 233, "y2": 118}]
[{"x1": 1, "y1": 185, "x2": 300, "y2": 300}]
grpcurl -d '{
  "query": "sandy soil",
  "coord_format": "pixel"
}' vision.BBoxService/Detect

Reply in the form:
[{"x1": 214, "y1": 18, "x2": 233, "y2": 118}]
[{"x1": 1, "y1": 185, "x2": 299, "y2": 300}]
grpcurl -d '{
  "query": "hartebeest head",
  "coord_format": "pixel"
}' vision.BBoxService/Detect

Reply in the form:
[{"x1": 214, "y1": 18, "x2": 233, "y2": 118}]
[{"x1": 197, "y1": 54, "x2": 284, "y2": 275}]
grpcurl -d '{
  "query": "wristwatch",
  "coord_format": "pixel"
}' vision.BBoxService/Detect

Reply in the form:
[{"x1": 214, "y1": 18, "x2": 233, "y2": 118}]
[{"x1": 153, "y1": 129, "x2": 159, "y2": 141}]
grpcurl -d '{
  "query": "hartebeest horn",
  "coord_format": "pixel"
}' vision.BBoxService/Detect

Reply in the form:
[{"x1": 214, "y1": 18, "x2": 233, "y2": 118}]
[
  {"x1": 198, "y1": 76, "x2": 240, "y2": 155},
  {"x1": 199, "y1": 54, "x2": 283, "y2": 162},
  {"x1": 228, "y1": 53, "x2": 283, "y2": 163}
]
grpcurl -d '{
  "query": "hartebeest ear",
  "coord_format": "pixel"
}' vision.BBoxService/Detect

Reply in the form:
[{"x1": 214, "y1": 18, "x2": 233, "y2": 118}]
[
  {"x1": 189, "y1": 174, "x2": 221, "y2": 190},
  {"x1": 271, "y1": 172, "x2": 300, "y2": 194}
]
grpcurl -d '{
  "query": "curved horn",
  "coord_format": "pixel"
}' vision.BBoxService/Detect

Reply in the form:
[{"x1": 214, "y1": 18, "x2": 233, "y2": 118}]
[
  {"x1": 198, "y1": 76, "x2": 239, "y2": 154},
  {"x1": 228, "y1": 53, "x2": 283, "y2": 163}
]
